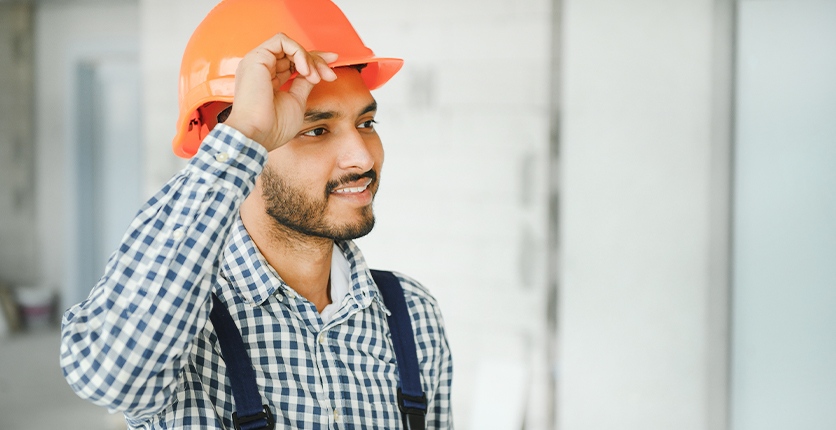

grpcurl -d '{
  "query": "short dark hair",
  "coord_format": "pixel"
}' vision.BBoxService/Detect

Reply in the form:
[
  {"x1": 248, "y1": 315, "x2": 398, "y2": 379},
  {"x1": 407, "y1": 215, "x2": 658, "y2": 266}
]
[
  {"x1": 345, "y1": 63, "x2": 367, "y2": 73},
  {"x1": 217, "y1": 105, "x2": 232, "y2": 123}
]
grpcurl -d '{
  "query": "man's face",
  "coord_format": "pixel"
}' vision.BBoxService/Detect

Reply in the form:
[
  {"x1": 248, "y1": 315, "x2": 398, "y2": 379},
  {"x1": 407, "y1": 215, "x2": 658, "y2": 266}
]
[{"x1": 258, "y1": 67, "x2": 383, "y2": 241}]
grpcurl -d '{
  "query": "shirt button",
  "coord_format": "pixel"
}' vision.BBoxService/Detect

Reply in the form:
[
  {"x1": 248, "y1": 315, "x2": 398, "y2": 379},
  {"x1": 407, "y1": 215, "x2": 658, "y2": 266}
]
[
  {"x1": 286, "y1": 290, "x2": 295, "y2": 299},
  {"x1": 172, "y1": 228, "x2": 185, "y2": 239},
  {"x1": 214, "y1": 152, "x2": 230, "y2": 162},
  {"x1": 334, "y1": 409, "x2": 340, "y2": 422},
  {"x1": 318, "y1": 332, "x2": 326, "y2": 344}
]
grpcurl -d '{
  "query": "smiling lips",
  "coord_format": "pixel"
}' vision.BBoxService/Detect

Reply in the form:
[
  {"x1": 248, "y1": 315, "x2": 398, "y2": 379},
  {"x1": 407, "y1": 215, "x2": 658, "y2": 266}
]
[{"x1": 331, "y1": 177, "x2": 373, "y2": 195}]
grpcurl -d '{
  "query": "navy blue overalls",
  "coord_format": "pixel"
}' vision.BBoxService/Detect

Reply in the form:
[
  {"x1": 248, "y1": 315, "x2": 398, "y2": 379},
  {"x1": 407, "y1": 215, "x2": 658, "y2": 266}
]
[{"x1": 209, "y1": 270, "x2": 427, "y2": 430}]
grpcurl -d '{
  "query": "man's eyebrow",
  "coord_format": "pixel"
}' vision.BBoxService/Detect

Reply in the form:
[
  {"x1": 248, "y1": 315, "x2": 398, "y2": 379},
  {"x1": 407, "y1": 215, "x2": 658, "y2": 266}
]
[
  {"x1": 360, "y1": 100, "x2": 377, "y2": 116},
  {"x1": 303, "y1": 100, "x2": 378, "y2": 123},
  {"x1": 304, "y1": 110, "x2": 335, "y2": 123}
]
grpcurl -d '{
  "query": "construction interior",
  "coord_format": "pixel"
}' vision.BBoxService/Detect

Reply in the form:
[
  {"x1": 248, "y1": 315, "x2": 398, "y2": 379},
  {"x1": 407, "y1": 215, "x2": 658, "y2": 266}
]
[{"x1": 0, "y1": 0, "x2": 834, "y2": 429}]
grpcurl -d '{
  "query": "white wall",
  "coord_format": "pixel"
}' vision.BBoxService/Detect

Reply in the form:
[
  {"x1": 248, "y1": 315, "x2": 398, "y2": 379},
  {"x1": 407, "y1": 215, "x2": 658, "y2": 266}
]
[
  {"x1": 140, "y1": 0, "x2": 204, "y2": 196},
  {"x1": 559, "y1": 0, "x2": 733, "y2": 429},
  {"x1": 732, "y1": 2, "x2": 836, "y2": 429},
  {"x1": 34, "y1": 1, "x2": 139, "y2": 305},
  {"x1": 344, "y1": 2, "x2": 553, "y2": 425}
]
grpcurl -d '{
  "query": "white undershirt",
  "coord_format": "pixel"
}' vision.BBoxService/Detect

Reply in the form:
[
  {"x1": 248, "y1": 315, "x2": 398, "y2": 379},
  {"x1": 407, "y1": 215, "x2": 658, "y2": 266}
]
[{"x1": 319, "y1": 243, "x2": 350, "y2": 324}]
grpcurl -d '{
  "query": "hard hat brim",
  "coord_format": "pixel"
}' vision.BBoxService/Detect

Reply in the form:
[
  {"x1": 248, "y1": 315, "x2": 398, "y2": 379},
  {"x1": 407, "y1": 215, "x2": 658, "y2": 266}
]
[{"x1": 172, "y1": 57, "x2": 403, "y2": 158}]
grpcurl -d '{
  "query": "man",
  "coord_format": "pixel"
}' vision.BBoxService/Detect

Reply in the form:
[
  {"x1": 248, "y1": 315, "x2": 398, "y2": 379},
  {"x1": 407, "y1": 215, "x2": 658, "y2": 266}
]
[{"x1": 59, "y1": 0, "x2": 453, "y2": 428}]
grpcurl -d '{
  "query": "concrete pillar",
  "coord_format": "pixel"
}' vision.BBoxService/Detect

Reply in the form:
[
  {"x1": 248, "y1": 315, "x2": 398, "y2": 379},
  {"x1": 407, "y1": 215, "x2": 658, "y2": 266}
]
[
  {"x1": 0, "y1": 4, "x2": 36, "y2": 285},
  {"x1": 558, "y1": 0, "x2": 734, "y2": 429}
]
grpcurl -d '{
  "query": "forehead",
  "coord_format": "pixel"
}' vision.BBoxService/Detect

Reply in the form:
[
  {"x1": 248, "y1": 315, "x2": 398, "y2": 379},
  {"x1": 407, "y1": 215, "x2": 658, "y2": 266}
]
[{"x1": 304, "y1": 67, "x2": 375, "y2": 114}]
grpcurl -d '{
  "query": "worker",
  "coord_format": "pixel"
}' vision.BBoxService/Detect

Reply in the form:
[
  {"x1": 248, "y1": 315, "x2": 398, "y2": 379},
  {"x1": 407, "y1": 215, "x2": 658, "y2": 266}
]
[{"x1": 58, "y1": 0, "x2": 453, "y2": 428}]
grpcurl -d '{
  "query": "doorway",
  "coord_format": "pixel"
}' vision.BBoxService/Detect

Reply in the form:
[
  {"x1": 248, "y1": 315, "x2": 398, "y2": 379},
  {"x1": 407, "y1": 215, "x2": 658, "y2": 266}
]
[{"x1": 67, "y1": 56, "x2": 143, "y2": 308}]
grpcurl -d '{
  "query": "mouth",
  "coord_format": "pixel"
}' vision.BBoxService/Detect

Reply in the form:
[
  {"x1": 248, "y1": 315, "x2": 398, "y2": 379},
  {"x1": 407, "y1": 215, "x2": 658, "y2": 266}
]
[{"x1": 330, "y1": 177, "x2": 373, "y2": 195}]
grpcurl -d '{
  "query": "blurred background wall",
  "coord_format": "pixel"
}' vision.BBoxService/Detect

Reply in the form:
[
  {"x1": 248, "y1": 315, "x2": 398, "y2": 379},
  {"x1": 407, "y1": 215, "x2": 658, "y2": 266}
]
[
  {"x1": 732, "y1": 2, "x2": 836, "y2": 428},
  {"x1": 559, "y1": 0, "x2": 734, "y2": 428},
  {"x1": 0, "y1": 0, "x2": 834, "y2": 429}
]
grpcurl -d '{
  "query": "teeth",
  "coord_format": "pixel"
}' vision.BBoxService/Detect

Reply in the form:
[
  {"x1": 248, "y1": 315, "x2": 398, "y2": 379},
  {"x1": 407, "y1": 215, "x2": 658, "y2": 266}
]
[{"x1": 333, "y1": 184, "x2": 368, "y2": 194}]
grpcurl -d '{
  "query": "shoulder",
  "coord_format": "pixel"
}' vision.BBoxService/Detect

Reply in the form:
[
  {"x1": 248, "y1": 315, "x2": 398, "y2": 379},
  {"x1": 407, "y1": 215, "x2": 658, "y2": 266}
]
[
  {"x1": 389, "y1": 271, "x2": 439, "y2": 308},
  {"x1": 384, "y1": 271, "x2": 448, "y2": 336},
  {"x1": 381, "y1": 271, "x2": 452, "y2": 396}
]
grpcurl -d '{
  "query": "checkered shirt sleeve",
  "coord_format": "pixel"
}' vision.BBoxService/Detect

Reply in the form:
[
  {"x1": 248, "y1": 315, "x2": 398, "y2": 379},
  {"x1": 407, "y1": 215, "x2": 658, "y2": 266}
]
[{"x1": 59, "y1": 124, "x2": 268, "y2": 420}]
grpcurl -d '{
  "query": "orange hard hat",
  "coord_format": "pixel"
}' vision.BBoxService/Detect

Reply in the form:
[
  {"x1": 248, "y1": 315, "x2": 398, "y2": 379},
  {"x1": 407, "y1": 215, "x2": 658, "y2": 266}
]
[{"x1": 172, "y1": 0, "x2": 404, "y2": 158}]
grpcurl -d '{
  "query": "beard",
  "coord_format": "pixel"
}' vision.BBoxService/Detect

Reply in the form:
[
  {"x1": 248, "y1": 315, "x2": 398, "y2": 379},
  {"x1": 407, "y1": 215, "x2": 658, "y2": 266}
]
[{"x1": 260, "y1": 164, "x2": 377, "y2": 241}]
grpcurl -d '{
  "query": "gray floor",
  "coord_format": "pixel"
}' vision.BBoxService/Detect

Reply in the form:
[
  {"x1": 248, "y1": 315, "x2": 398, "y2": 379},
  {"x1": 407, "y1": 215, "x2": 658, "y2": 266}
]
[{"x1": 0, "y1": 328, "x2": 127, "y2": 430}]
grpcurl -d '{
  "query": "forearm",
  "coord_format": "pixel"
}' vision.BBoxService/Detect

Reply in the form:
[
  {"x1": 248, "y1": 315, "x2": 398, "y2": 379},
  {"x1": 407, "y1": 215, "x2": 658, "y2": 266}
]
[{"x1": 59, "y1": 124, "x2": 267, "y2": 418}]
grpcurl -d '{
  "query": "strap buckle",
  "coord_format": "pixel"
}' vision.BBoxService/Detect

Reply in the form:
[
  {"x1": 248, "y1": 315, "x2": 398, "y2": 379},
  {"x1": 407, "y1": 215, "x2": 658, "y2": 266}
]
[
  {"x1": 232, "y1": 405, "x2": 275, "y2": 430},
  {"x1": 397, "y1": 388, "x2": 427, "y2": 430}
]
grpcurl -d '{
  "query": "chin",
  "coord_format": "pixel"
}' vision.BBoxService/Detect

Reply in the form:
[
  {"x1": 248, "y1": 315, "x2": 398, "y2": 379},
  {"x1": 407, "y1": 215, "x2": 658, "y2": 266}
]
[{"x1": 334, "y1": 219, "x2": 375, "y2": 241}]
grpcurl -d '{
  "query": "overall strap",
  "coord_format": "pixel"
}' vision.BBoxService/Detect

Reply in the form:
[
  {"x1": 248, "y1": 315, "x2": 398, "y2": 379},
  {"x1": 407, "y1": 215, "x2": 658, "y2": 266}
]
[
  {"x1": 370, "y1": 270, "x2": 427, "y2": 430},
  {"x1": 210, "y1": 293, "x2": 275, "y2": 430}
]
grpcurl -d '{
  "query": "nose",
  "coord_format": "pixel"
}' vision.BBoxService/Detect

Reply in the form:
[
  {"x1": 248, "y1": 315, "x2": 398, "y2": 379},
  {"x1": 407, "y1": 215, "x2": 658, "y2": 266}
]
[{"x1": 336, "y1": 127, "x2": 376, "y2": 172}]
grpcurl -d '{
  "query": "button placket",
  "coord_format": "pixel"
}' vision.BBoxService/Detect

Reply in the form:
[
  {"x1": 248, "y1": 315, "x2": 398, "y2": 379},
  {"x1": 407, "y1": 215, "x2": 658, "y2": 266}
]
[{"x1": 315, "y1": 328, "x2": 342, "y2": 426}]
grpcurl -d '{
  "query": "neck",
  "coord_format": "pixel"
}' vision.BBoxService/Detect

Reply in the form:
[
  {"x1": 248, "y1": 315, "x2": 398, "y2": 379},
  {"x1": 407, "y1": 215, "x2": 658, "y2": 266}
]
[{"x1": 240, "y1": 196, "x2": 333, "y2": 312}]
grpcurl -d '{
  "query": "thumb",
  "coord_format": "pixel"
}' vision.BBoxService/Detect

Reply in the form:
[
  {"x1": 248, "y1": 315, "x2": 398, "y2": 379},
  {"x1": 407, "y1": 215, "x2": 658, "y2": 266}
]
[{"x1": 287, "y1": 76, "x2": 315, "y2": 107}]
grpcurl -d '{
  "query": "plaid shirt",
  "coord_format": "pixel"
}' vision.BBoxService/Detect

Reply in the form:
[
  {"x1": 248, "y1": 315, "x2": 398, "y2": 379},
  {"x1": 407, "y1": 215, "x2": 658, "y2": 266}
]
[{"x1": 60, "y1": 124, "x2": 453, "y2": 429}]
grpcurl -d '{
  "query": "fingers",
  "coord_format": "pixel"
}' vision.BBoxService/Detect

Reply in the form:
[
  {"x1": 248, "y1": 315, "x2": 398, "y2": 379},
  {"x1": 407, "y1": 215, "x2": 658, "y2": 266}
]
[
  {"x1": 316, "y1": 51, "x2": 339, "y2": 64},
  {"x1": 287, "y1": 74, "x2": 316, "y2": 105},
  {"x1": 275, "y1": 57, "x2": 292, "y2": 74},
  {"x1": 255, "y1": 33, "x2": 338, "y2": 85},
  {"x1": 292, "y1": 50, "x2": 338, "y2": 84},
  {"x1": 227, "y1": 34, "x2": 342, "y2": 149},
  {"x1": 309, "y1": 51, "x2": 338, "y2": 82}
]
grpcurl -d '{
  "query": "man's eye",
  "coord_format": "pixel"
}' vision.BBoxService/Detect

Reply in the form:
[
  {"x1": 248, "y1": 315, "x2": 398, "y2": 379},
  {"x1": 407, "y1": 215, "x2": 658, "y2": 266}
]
[
  {"x1": 358, "y1": 119, "x2": 376, "y2": 129},
  {"x1": 302, "y1": 127, "x2": 327, "y2": 137}
]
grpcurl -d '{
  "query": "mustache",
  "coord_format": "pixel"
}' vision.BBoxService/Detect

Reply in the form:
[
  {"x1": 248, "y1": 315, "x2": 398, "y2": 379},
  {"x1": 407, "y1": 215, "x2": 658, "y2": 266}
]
[{"x1": 325, "y1": 169, "x2": 378, "y2": 194}]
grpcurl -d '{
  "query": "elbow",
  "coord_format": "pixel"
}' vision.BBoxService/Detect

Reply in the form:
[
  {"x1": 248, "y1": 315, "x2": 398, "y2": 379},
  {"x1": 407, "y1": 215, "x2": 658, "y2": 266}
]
[
  {"x1": 59, "y1": 318, "x2": 177, "y2": 419},
  {"x1": 60, "y1": 317, "x2": 111, "y2": 403}
]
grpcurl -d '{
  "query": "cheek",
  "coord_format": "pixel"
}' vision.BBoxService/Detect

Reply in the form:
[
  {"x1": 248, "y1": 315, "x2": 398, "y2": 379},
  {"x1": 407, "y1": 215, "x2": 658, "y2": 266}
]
[
  {"x1": 369, "y1": 137, "x2": 384, "y2": 170},
  {"x1": 369, "y1": 140, "x2": 384, "y2": 195},
  {"x1": 267, "y1": 149, "x2": 332, "y2": 194}
]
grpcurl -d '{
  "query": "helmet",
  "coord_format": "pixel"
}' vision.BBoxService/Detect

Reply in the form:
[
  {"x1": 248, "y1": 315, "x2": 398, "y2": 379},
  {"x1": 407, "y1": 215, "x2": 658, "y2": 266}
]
[{"x1": 172, "y1": 0, "x2": 404, "y2": 158}]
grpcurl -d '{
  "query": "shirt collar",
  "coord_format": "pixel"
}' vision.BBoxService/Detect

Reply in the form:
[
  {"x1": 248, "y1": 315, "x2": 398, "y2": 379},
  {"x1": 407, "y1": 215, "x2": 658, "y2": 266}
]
[
  {"x1": 220, "y1": 215, "x2": 282, "y2": 305},
  {"x1": 336, "y1": 240, "x2": 390, "y2": 315},
  {"x1": 319, "y1": 243, "x2": 350, "y2": 324},
  {"x1": 221, "y1": 214, "x2": 389, "y2": 314}
]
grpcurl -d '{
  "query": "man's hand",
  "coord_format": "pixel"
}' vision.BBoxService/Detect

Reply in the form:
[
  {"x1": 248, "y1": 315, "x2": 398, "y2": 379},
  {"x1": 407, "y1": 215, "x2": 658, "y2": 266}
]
[{"x1": 224, "y1": 33, "x2": 338, "y2": 152}]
